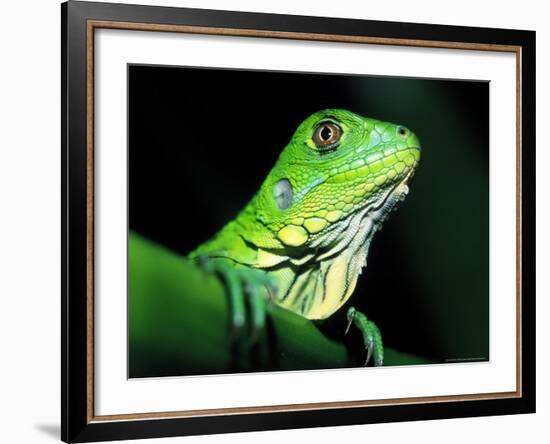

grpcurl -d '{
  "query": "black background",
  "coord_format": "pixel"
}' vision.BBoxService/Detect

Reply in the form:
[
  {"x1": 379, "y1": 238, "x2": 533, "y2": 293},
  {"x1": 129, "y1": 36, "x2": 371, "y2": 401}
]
[{"x1": 129, "y1": 64, "x2": 489, "y2": 363}]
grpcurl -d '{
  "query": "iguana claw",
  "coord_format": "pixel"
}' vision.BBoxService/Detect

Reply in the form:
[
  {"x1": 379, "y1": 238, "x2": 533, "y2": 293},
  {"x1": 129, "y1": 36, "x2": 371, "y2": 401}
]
[
  {"x1": 198, "y1": 256, "x2": 276, "y2": 345},
  {"x1": 345, "y1": 306, "x2": 384, "y2": 366}
]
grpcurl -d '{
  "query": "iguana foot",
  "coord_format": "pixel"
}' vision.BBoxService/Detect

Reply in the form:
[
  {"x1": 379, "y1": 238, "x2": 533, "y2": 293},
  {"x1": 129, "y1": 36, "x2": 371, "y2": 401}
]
[
  {"x1": 198, "y1": 256, "x2": 277, "y2": 344},
  {"x1": 345, "y1": 306, "x2": 384, "y2": 366}
]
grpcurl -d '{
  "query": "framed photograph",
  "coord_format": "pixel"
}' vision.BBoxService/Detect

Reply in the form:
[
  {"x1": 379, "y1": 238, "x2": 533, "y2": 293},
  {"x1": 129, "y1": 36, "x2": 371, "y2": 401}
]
[{"x1": 61, "y1": 1, "x2": 535, "y2": 442}]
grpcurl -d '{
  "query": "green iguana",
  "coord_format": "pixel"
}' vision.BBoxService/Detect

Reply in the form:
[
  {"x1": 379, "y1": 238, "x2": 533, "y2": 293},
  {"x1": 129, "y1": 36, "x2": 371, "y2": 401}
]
[{"x1": 190, "y1": 109, "x2": 421, "y2": 366}]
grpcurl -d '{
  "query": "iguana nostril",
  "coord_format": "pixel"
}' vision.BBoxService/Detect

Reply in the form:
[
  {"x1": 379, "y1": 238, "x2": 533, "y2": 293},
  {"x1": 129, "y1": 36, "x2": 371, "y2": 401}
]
[{"x1": 397, "y1": 126, "x2": 408, "y2": 137}]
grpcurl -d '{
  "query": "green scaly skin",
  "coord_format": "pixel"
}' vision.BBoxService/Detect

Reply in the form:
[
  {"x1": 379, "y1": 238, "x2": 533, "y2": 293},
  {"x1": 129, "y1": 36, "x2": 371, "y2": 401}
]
[{"x1": 190, "y1": 109, "x2": 421, "y2": 366}]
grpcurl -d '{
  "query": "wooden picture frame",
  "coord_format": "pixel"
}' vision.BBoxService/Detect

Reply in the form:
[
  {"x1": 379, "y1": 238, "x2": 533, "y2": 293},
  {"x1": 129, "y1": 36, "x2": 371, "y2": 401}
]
[{"x1": 62, "y1": 1, "x2": 535, "y2": 442}]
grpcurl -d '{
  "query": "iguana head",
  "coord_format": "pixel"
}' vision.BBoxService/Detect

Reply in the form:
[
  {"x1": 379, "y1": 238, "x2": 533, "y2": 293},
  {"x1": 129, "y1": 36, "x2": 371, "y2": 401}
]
[
  {"x1": 257, "y1": 109, "x2": 421, "y2": 248},
  {"x1": 252, "y1": 109, "x2": 421, "y2": 318}
]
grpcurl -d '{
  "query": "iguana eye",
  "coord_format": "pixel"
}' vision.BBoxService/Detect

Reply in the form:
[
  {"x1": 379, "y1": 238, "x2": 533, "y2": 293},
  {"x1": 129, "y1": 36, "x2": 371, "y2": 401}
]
[{"x1": 312, "y1": 122, "x2": 342, "y2": 148}]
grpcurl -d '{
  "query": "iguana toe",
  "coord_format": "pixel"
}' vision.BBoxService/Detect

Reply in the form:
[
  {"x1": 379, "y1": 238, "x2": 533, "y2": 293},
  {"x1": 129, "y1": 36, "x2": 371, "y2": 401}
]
[
  {"x1": 197, "y1": 256, "x2": 275, "y2": 344},
  {"x1": 345, "y1": 306, "x2": 384, "y2": 367}
]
